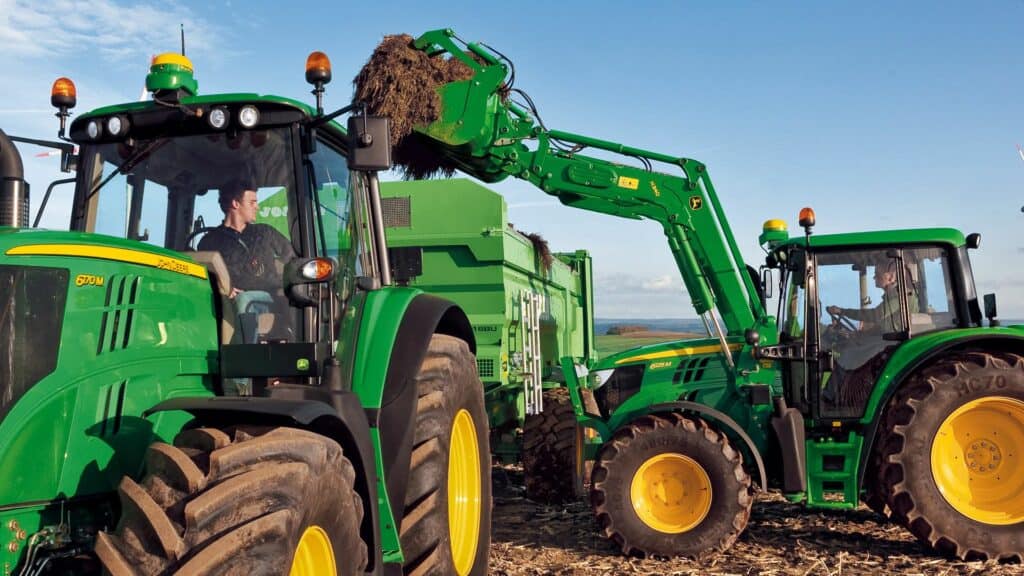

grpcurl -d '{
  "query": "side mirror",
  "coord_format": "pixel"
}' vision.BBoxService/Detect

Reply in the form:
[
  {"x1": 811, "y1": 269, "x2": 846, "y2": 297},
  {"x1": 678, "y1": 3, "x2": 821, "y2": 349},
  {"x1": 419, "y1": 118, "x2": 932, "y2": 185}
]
[
  {"x1": 346, "y1": 115, "x2": 392, "y2": 171},
  {"x1": 966, "y1": 233, "x2": 981, "y2": 250},
  {"x1": 984, "y1": 293, "x2": 999, "y2": 327},
  {"x1": 284, "y1": 257, "x2": 336, "y2": 307}
]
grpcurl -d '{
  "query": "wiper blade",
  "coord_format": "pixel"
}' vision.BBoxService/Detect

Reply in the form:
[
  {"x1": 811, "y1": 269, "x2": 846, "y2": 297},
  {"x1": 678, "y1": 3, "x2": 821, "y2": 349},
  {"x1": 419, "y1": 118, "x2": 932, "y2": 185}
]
[{"x1": 87, "y1": 138, "x2": 169, "y2": 201}]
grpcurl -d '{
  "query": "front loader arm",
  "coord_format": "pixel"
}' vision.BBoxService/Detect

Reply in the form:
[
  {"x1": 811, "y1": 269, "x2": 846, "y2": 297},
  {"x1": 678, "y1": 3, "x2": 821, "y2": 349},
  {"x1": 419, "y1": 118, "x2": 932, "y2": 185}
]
[{"x1": 409, "y1": 29, "x2": 763, "y2": 337}]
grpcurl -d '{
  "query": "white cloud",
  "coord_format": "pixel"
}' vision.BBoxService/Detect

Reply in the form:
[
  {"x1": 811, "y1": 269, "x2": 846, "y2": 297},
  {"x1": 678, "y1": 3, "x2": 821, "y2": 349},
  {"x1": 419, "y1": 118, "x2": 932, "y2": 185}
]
[{"x1": 0, "y1": 0, "x2": 223, "y2": 61}]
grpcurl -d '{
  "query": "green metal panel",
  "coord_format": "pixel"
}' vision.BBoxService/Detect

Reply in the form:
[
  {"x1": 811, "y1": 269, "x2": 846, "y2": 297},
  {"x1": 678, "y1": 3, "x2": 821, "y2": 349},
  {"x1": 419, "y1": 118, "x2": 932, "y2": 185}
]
[
  {"x1": 0, "y1": 232, "x2": 217, "y2": 570},
  {"x1": 781, "y1": 228, "x2": 967, "y2": 250},
  {"x1": 380, "y1": 179, "x2": 596, "y2": 448},
  {"x1": 348, "y1": 285, "x2": 421, "y2": 562}
]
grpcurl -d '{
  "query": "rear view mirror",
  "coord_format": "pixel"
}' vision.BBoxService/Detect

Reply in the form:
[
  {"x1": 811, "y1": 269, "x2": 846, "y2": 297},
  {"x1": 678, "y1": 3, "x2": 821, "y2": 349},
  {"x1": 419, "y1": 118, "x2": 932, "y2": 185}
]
[
  {"x1": 347, "y1": 115, "x2": 392, "y2": 171},
  {"x1": 984, "y1": 293, "x2": 999, "y2": 327}
]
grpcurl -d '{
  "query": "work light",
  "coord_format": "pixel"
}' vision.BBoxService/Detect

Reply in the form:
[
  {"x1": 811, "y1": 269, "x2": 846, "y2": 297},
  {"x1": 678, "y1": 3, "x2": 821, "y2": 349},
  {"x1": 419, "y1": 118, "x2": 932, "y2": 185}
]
[
  {"x1": 238, "y1": 106, "x2": 260, "y2": 128},
  {"x1": 208, "y1": 106, "x2": 228, "y2": 129}
]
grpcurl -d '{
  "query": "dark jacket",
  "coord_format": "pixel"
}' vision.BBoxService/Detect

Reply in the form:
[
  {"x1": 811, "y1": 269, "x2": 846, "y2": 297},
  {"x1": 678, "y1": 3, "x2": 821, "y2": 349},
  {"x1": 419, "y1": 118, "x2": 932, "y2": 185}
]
[{"x1": 198, "y1": 223, "x2": 296, "y2": 292}]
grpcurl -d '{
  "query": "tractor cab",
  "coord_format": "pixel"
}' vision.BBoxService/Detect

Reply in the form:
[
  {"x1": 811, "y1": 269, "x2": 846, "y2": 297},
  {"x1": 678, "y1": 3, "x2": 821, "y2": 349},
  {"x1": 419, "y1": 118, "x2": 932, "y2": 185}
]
[
  {"x1": 770, "y1": 230, "x2": 978, "y2": 421},
  {"x1": 59, "y1": 53, "x2": 390, "y2": 390}
]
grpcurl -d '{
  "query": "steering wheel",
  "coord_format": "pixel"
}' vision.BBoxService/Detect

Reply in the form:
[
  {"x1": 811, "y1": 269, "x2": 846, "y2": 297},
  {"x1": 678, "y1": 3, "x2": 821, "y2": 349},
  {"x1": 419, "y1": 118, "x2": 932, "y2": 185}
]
[
  {"x1": 827, "y1": 308, "x2": 858, "y2": 333},
  {"x1": 822, "y1": 307, "x2": 859, "y2": 349},
  {"x1": 185, "y1": 226, "x2": 220, "y2": 250}
]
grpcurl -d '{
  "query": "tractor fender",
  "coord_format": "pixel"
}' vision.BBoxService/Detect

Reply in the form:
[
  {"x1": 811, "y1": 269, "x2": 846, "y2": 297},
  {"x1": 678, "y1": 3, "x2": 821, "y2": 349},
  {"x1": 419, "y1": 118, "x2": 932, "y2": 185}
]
[
  {"x1": 642, "y1": 401, "x2": 768, "y2": 492},
  {"x1": 857, "y1": 332, "x2": 1024, "y2": 487},
  {"x1": 145, "y1": 394, "x2": 384, "y2": 574},
  {"x1": 369, "y1": 293, "x2": 475, "y2": 541}
]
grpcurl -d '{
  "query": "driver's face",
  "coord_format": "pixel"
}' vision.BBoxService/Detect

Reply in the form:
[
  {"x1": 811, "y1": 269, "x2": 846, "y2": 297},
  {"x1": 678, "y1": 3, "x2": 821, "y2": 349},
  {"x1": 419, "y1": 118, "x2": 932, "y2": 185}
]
[
  {"x1": 235, "y1": 190, "x2": 259, "y2": 224},
  {"x1": 874, "y1": 269, "x2": 895, "y2": 289}
]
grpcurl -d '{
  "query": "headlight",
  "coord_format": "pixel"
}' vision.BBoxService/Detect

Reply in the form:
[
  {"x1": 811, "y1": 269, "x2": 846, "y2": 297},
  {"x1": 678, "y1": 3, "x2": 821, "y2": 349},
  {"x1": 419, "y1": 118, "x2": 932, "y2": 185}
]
[
  {"x1": 238, "y1": 105, "x2": 260, "y2": 128},
  {"x1": 207, "y1": 106, "x2": 229, "y2": 129},
  {"x1": 86, "y1": 119, "x2": 101, "y2": 140},
  {"x1": 106, "y1": 115, "x2": 127, "y2": 137}
]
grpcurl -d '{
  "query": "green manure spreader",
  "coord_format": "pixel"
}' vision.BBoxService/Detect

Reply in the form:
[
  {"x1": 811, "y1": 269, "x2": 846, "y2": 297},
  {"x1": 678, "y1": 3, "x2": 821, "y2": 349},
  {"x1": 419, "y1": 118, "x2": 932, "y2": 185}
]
[
  {"x1": 0, "y1": 52, "x2": 491, "y2": 575},
  {"x1": 381, "y1": 178, "x2": 599, "y2": 502}
]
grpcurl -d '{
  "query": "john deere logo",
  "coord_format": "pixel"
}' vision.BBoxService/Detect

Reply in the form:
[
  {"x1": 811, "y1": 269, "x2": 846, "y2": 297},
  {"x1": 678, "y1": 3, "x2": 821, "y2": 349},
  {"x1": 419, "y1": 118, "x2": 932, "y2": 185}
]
[{"x1": 689, "y1": 196, "x2": 703, "y2": 211}]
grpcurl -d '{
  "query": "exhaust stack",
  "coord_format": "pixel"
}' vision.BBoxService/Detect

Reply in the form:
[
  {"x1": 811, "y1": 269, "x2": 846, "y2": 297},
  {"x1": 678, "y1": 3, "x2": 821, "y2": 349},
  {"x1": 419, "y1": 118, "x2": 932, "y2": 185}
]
[{"x1": 0, "y1": 129, "x2": 28, "y2": 228}]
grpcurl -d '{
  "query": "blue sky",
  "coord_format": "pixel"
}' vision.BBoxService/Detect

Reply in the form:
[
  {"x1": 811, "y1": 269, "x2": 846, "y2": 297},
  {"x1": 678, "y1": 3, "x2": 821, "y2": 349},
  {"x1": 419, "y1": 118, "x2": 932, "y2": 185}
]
[{"x1": 2, "y1": 0, "x2": 1022, "y2": 318}]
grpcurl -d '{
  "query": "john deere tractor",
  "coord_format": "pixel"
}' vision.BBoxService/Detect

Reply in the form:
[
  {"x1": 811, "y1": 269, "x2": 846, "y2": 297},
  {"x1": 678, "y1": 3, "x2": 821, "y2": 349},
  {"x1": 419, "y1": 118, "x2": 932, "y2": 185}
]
[
  {"x1": 0, "y1": 52, "x2": 491, "y2": 574},
  {"x1": 362, "y1": 28, "x2": 1024, "y2": 561}
]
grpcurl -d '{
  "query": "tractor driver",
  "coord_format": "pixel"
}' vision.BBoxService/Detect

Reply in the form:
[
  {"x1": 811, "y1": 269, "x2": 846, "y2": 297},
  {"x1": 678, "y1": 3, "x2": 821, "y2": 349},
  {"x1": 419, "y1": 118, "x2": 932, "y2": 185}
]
[
  {"x1": 198, "y1": 180, "x2": 297, "y2": 340},
  {"x1": 826, "y1": 263, "x2": 918, "y2": 334}
]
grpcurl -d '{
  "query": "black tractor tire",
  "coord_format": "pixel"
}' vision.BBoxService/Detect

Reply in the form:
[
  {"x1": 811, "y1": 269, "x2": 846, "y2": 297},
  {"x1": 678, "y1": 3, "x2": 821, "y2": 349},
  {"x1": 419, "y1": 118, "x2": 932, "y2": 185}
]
[
  {"x1": 590, "y1": 413, "x2": 753, "y2": 559},
  {"x1": 523, "y1": 387, "x2": 595, "y2": 503},
  {"x1": 95, "y1": 426, "x2": 366, "y2": 575},
  {"x1": 400, "y1": 334, "x2": 491, "y2": 576},
  {"x1": 879, "y1": 352, "x2": 1024, "y2": 561},
  {"x1": 863, "y1": 395, "x2": 902, "y2": 520}
]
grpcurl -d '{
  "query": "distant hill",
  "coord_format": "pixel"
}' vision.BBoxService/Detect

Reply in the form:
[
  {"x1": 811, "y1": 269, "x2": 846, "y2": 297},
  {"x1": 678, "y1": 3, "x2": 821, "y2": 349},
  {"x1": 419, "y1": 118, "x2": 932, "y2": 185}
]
[{"x1": 595, "y1": 318, "x2": 707, "y2": 336}]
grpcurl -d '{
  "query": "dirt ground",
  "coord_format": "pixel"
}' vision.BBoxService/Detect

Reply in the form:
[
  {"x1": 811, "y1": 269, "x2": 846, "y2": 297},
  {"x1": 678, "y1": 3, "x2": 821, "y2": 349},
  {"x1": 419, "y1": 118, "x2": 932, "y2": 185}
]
[{"x1": 487, "y1": 466, "x2": 1020, "y2": 576}]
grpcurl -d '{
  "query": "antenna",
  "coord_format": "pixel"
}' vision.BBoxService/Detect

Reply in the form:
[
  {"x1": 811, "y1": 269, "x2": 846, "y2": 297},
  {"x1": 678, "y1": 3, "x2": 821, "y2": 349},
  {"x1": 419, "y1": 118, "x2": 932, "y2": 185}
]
[{"x1": 180, "y1": 24, "x2": 186, "y2": 56}]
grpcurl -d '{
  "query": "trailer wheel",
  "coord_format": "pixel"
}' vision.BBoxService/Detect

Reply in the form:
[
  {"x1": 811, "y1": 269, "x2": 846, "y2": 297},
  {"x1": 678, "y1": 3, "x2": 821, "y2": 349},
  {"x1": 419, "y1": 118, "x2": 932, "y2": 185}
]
[
  {"x1": 590, "y1": 413, "x2": 752, "y2": 559},
  {"x1": 523, "y1": 387, "x2": 596, "y2": 503},
  {"x1": 881, "y1": 352, "x2": 1024, "y2": 561},
  {"x1": 401, "y1": 334, "x2": 491, "y2": 576},
  {"x1": 95, "y1": 426, "x2": 366, "y2": 576}
]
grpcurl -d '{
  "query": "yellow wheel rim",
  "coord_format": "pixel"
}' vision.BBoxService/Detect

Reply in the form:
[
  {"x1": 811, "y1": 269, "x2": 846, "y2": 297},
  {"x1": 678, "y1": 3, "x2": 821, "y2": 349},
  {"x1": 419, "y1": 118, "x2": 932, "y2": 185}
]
[
  {"x1": 931, "y1": 396, "x2": 1024, "y2": 525},
  {"x1": 289, "y1": 525, "x2": 336, "y2": 576},
  {"x1": 630, "y1": 453, "x2": 712, "y2": 534},
  {"x1": 448, "y1": 408, "x2": 481, "y2": 575}
]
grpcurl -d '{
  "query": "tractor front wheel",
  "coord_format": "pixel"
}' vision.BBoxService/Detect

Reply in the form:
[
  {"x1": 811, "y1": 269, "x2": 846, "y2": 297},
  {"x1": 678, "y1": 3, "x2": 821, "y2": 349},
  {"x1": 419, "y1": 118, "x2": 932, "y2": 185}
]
[
  {"x1": 400, "y1": 334, "x2": 492, "y2": 576},
  {"x1": 881, "y1": 352, "x2": 1024, "y2": 561},
  {"x1": 95, "y1": 426, "x2": 366, "y2": 575},
  {"x1": 590, "y1": 413, "x2": 752, "y2": 559}
]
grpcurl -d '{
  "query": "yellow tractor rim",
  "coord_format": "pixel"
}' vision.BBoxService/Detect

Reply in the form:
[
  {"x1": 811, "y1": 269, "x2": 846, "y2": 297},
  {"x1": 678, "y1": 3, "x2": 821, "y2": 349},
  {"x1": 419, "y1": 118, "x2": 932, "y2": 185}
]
[
  {"x1": 288, "y1": 525, "x2": 336, "y2": 576},
  {"x1": 448, "y1": 408, "x2": 481, "y2": 575},
  {"x1": 931, "y1": 396, "x2": 1024, "y2": 525},
  {"x1": 630, "y1": 453, "x2": 712, "y2": 534}
]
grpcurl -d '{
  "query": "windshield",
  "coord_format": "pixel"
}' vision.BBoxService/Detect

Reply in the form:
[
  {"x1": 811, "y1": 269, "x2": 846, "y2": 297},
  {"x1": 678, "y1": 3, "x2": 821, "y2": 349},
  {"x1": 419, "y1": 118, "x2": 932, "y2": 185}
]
[{"x1": 74, "y1": 128, "x2": 300, "y2": 251}]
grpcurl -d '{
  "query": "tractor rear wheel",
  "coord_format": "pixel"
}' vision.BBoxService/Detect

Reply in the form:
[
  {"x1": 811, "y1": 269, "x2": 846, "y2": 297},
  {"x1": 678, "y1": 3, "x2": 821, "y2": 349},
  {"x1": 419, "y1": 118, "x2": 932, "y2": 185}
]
[
  {"x1": 523, "y1": 387, "x2": 595, "y2": 503},
  {"x1": 880, "y1": 352, "x2": 1024, "y2": 561},
  {"x1": 590, "y1": 413, "x2": 752, "y2": 559},
  {"x1": 400, "y1": 334, "x2": 491, "y2": 576},
  {"x1": 95, "y1": 426, "x2": 366, "y2": 575}
]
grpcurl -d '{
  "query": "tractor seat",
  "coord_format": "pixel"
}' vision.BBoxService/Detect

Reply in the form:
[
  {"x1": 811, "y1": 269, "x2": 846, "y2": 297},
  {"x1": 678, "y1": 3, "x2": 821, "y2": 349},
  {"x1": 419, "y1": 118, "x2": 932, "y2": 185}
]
[{"x1": 190, "y1": 251, "x2": 275, "y2": 344}]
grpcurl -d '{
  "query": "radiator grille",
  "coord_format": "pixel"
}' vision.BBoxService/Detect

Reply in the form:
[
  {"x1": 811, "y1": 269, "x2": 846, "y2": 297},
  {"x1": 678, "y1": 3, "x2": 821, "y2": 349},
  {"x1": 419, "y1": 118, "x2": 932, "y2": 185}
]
[{"x1": 382, "y1": 196, "x2": 411, "y2": 228}]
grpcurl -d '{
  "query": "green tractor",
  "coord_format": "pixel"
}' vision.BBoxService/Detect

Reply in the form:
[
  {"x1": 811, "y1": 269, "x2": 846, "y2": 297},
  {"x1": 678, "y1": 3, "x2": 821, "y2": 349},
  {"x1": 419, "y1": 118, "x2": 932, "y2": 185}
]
[
  {"x1": 0, "y1": 52, "x2": 491, "y2": 574},
  {"x1": 362, "y1": 29, "x2": 1024, "y2": 561}
]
